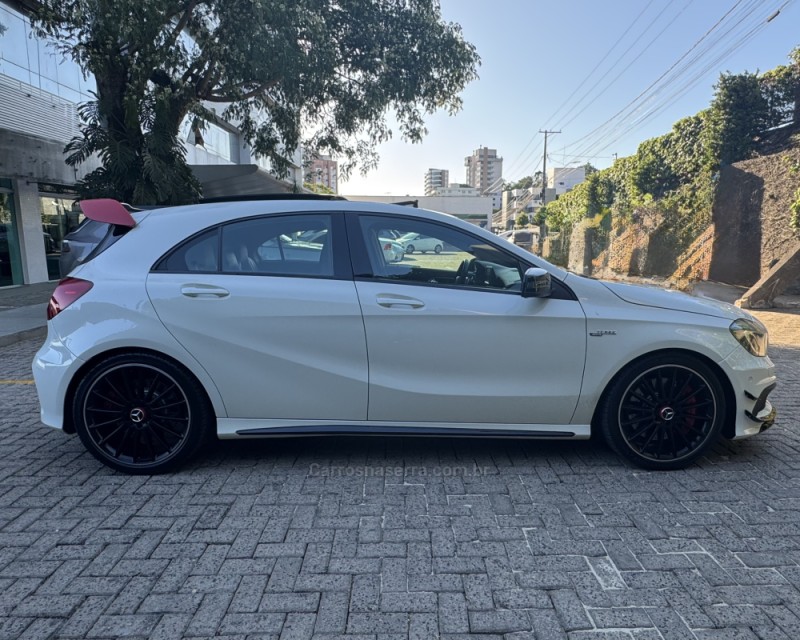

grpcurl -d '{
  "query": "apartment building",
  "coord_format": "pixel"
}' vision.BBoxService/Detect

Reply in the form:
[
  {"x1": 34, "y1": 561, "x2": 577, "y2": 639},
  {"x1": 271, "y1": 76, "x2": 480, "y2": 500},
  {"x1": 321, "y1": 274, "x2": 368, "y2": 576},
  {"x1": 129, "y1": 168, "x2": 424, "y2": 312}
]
[
  {"x1": 306, "y1": 155, "x2": 338, "y2": 193},
  {"x1": 423, "y1": 168, "x2": 449, "y2": 196},
  {"x1": 546, "y1": 167, "x2": 586, "y2": 196},
  {"x1": 464, "y1": 147, "x2": 502, "y2": 209}
]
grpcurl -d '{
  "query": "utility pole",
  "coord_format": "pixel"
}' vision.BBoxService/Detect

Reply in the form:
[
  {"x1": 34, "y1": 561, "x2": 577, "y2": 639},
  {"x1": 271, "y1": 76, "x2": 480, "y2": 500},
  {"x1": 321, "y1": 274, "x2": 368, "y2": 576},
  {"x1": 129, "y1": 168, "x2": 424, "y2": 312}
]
[
  {"x1": 538, "y1": 130, "x2": 560, "y2": 205},
  {"x1": 612, "y1": 152, "x2": 618, "y2": 162},
  {"x1": 538, "y1": 129, "x2": 560, "y2": 254}
]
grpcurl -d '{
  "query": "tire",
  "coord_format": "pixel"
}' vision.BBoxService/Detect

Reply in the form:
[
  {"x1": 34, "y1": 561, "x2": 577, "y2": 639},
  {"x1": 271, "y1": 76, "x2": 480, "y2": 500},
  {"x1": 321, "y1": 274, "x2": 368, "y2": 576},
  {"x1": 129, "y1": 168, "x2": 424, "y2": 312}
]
[
  {"x1": 597, "y1": 353, "x2": 725, "y2": 470},
  {"x1": 406, "y1": 245, "x2": 415, "y2": 254},
  {"x1": 73, "y1": 352, "x2": 214, "y2": 474},
  {"x1": 434, "y1": 244, "x2": 442, "y2": 254}
]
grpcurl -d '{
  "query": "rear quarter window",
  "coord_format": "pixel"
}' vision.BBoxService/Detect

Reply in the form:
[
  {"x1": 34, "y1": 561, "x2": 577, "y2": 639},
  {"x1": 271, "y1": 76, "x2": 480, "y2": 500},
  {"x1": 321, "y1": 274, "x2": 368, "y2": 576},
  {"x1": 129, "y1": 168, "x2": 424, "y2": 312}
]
[{"x1": 156, "y1": 229, "x2": 220, "y2": 272}]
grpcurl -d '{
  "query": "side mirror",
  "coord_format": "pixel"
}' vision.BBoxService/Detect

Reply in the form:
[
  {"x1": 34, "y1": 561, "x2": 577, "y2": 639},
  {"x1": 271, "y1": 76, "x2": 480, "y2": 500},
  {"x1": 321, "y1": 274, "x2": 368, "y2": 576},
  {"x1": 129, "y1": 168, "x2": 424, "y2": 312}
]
[{"x1": 521, "y1": 267, "x2": 552, "y2": 298}]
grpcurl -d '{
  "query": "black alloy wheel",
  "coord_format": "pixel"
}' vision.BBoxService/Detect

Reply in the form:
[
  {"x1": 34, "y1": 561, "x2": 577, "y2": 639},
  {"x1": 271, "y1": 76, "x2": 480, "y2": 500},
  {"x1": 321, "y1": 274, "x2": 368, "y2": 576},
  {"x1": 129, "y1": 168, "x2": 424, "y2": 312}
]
[
  {"x1": 73, "y1": 353, "x2": 213, "y2": 474},
  {"x1": 599, "y1": 354, "x2": 725, "y2": 470}
]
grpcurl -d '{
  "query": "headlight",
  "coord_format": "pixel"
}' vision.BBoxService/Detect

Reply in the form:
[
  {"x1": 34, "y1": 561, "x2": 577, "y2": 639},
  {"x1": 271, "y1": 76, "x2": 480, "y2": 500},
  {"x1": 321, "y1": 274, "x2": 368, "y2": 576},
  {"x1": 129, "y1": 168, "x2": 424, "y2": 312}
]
[{"x1": 730, "y1": 318, "x2": 768, "y2": 357}]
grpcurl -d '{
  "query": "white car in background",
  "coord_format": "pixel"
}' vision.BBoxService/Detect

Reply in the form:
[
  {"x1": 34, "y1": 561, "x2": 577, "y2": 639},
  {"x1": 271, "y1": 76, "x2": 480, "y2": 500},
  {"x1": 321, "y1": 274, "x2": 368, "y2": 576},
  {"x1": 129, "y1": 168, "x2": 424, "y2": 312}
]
[
  {"x1": 397, "y1": 232, "x2": 443, "y2": 254},
  {"x1": 35, "y1": 196, "x2": 776, "y2": 474},
  {"x1": 380, "y1": 238, "x2": 405, "y2": 263}
]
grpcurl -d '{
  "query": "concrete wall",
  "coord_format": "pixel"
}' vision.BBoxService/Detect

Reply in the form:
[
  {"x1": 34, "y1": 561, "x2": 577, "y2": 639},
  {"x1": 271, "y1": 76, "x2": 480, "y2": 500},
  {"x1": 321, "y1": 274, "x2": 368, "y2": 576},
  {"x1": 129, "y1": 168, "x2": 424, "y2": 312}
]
[
  {"x1": 12, "y1": 179, "x2": 48, "y2": 283},
  {"x1": 708, "y1": 149, "x2": 800, "y2": 291},
  {"x1": 0, "y1": 128, "x2": 99, "y2": 184}
]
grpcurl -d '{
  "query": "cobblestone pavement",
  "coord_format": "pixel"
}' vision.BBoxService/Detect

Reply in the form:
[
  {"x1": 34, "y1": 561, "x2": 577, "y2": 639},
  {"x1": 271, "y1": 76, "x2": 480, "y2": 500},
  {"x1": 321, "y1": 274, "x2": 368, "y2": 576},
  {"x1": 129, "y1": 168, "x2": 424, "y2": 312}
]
[{"x1": 1, "y1": 311, "x2": 799, "y2": 639}]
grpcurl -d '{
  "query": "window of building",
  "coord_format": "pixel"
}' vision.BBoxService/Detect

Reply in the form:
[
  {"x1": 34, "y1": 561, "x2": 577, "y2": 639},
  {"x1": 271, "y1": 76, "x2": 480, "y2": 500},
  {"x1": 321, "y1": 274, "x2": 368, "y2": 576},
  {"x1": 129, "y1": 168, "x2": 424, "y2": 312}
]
[
  {"x1": 0, "y1": 181, "x2": 23, "y2": 286},
  {"x1": 40, "y1": 194, "x2": 82, "y2": 280},
  {"x1": 180, "y1": 117, "x2": 236, "y2": 162}
]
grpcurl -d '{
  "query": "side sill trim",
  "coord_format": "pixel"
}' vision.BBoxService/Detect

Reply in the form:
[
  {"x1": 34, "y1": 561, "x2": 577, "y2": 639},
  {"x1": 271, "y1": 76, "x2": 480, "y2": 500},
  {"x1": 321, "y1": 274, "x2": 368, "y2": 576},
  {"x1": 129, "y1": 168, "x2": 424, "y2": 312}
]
[{"x1": 235, "y1": 425, "x2": 576, "y2": 438}]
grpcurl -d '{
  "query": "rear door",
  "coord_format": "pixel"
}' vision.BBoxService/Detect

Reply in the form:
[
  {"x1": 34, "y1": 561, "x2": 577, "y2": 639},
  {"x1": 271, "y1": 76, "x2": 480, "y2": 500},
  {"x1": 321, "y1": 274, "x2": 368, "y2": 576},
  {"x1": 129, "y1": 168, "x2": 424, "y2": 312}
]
[{"x1": 146, "y1": 212, "x2": 368, "y2": 421}]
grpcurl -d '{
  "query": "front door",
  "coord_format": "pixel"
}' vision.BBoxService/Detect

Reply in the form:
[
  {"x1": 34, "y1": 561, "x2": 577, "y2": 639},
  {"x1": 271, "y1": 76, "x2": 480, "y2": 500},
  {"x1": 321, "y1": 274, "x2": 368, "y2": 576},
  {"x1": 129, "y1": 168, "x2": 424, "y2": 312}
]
[{"x1": 351, "y1": 214, "x2": 586, "y2": 425}]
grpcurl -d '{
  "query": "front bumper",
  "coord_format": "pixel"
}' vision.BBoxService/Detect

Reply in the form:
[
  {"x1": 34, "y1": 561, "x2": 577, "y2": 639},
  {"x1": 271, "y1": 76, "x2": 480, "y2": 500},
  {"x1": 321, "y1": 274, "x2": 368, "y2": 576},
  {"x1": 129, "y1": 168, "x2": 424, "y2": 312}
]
[
  {"x1": 720, "y1": 347, "x2": 778, "y2": 439},
  {"x1": 744, "y1": 383, "x2": 776, "y2": 433}
]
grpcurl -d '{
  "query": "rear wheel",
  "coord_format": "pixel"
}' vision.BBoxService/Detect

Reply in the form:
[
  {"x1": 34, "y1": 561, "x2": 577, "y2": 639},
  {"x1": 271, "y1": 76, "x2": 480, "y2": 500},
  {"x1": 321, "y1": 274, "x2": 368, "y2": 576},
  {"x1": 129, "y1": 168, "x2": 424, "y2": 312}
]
[
  {"x1": 434, "y1": 244, "x2": 443, "y2": 254},
  {"x1": 406, "y1": 244, "x2": 415, "y2": 254},
  {"x1": 598, "y1": 353, "x2": 725, "y2": 470},
  {"x1": 73, "y1": 353, "x2": 213, "y2": 474}
]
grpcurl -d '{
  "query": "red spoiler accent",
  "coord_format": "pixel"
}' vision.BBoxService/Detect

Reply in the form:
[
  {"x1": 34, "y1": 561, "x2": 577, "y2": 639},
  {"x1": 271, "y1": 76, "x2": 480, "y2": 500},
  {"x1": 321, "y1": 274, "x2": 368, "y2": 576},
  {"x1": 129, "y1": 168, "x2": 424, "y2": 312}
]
[{"x1": 79, "y1": 198, "x2": 136, "y2": 228}]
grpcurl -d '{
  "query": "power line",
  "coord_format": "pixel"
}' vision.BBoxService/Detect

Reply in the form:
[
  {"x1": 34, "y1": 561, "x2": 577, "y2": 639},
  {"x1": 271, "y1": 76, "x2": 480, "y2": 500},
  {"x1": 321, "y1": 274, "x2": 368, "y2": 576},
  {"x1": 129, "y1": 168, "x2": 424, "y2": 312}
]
[
  {"x1": 588, "y1": 0, "x2": 793, "y2": 157},
  {"x1": 553, "y1": 0, "x2": 691, "y2": 134},
  {"x1": 501, "y1": 0, "x2": 660, "y2": 180},
  {"x1": 539, "y1": 0, "x2": 659, "y2": 132},
  {"x1": 558, "y1": 0, "x2": 781, "y2": 165},
  {"x1": 569, "y1": 0, "x2": 768, "y2": 160},
  {"x1": 554, "y1": 0, "x2": 695, "y2": 134},
  {"x1": 560, "y1": 0, "x2": 752, "y2": 158}
]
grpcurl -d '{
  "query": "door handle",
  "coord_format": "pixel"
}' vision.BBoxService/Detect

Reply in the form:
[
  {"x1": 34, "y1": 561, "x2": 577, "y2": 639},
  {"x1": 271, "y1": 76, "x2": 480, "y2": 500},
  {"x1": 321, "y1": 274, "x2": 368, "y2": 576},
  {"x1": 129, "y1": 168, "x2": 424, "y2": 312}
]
[
  {"x1": 376, "y1": 294, "x2": 425, "y2": 309},
  {"x1": 181, "y1": 284, "x2": 230, "y2": 298}
]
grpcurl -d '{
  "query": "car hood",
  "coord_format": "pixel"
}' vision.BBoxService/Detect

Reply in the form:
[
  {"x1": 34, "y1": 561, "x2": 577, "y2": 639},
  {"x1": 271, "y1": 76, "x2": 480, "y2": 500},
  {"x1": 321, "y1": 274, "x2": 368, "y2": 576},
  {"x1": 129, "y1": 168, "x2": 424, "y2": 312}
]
[{"x1": 600, "y1": 280, "x2": 744, "y2": 320}]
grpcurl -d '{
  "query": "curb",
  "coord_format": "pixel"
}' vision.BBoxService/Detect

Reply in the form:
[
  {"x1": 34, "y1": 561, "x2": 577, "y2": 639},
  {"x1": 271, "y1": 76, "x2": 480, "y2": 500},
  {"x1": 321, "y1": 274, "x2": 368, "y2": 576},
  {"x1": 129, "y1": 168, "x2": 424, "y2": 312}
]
[{"x1": 0, "y1": 326, "x2": 46, "y2": 348}]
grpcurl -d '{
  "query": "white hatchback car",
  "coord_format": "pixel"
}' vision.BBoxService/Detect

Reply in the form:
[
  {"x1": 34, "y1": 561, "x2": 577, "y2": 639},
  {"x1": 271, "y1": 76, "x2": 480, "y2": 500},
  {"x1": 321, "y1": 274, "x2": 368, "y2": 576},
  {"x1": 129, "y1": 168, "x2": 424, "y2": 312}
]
[
  {"x1": 34, "y1": 196, "x2": 776, "y2": 474},
  {"x1": 398, "y1": 232, "x2": 444, "y2": 254}
]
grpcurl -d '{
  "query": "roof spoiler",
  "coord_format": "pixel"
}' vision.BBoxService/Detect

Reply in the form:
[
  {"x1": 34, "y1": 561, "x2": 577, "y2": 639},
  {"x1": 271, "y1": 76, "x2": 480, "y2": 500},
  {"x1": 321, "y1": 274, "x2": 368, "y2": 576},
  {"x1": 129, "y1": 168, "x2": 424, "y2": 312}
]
[{"x1": 79, "y1": 199, "x2": 137, "y2": 228}]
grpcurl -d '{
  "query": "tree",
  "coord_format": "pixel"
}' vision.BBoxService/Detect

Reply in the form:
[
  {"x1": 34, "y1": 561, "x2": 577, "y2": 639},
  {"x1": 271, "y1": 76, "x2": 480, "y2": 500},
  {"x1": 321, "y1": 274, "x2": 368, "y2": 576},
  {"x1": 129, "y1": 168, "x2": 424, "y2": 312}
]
[
  {"x1": 581, "y1": 163, "x2": 597, "y2": 177},
  {"x1": 304, "y1": 182, "x2": 334, "y2": 195},
  {"x1": 505, "y1": 171, "x2": 542, "y2": 191},
  {"x1": 760, "y1": 46, "x2": 800, "y2": 128},
  {"x1": 515, "y1": 212, "x2": 530, "y2": 228},
  {"x1": 506, "y1": 176, "x2": 532, "y2": 191},
  {"x1": 704, "y1": 71, "x2": 770, "y2": 167},
  {"x1": 32, "y1": 1, "x2": 479, "y2": 204}
]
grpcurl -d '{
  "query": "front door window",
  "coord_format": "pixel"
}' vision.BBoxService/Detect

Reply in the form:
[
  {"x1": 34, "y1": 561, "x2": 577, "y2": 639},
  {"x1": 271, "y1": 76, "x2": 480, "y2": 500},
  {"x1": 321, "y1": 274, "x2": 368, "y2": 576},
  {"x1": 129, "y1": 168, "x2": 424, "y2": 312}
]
[{"x1": 358, "y1": 215, "x2": 523, "y2": 292}]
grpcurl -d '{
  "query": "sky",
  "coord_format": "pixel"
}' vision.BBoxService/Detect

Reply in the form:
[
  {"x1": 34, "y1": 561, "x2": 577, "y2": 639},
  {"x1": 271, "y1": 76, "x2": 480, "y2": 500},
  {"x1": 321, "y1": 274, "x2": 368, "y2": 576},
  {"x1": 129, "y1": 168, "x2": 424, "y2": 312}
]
[{"x1": 339, "y1": 0, "x2": 799, "y2": 196}]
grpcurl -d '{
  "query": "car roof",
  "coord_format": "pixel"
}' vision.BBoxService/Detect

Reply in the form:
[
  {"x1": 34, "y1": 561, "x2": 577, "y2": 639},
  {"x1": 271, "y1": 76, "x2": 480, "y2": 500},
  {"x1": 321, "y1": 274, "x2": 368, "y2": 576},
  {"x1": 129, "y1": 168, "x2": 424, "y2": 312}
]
[
  {"x1": 109, "y1": 198, "x2": 567, "y2": 282},
  {"x1": 139, "y1": 199, "x2": 457, "y2": 223}
]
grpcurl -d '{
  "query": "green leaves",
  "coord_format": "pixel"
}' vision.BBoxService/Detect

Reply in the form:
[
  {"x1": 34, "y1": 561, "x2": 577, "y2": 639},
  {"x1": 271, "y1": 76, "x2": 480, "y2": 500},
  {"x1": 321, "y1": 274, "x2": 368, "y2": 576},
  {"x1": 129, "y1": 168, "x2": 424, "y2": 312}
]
[
  {"x1": 705, "y1": 71, "x2": 770, "y2": 168},
  {"x1": 30, "y1": 0, "x2": 480, "y2": 203}
]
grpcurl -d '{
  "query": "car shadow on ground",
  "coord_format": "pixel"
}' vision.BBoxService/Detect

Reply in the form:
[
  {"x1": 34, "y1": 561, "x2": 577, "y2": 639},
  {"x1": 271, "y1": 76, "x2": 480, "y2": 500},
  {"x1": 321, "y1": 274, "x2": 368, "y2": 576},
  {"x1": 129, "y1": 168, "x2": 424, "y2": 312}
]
[{"x1": 185, "y1": 429, "x2": 786, "y2": 478}]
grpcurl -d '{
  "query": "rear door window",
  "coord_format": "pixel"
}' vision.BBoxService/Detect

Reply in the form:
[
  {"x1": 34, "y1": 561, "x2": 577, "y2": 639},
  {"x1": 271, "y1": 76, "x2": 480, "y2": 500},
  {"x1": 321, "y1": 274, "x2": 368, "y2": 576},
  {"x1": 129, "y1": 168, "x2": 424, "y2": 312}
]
[
  {"x1": 153, "y1": 214, "x2": 338, "y2": 278},
  {"x1": 221, "y1": 215, "x2": 333, "y2": 277}
]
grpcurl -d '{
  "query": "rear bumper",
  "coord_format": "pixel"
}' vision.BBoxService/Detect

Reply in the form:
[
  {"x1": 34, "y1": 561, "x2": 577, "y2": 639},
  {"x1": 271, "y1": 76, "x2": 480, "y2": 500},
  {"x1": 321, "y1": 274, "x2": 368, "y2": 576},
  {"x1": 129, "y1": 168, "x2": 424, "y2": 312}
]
[{"x1": 31, "y1": 324, "x2": 83, "y2": 430}]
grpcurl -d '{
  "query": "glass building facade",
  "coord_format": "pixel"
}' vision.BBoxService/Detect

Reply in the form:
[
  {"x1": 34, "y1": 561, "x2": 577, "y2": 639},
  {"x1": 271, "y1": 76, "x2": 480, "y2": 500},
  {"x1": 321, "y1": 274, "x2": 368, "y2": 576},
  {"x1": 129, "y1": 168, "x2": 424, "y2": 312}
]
[{"x1": 0, "y1": 3, "x2": 95, "y2": 103}]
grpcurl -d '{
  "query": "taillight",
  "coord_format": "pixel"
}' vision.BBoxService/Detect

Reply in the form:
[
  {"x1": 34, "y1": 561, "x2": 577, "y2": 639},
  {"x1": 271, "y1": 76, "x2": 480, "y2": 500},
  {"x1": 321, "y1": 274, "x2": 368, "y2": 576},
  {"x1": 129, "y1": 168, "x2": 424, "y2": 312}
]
[
  {"x1": 47, "y1": 277, "x2": 93, "y2": 320},
  {"x1": 384, "y1": 243, "x2": 392, "y2": 250}
]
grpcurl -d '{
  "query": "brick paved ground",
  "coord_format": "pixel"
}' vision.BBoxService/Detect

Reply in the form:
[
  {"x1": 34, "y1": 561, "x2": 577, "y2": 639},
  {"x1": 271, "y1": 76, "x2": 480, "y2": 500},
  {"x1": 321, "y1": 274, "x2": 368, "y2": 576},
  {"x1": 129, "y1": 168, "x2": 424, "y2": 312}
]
[{"x1": 1, "y1": 311, "x2": 799, "y2": 639}]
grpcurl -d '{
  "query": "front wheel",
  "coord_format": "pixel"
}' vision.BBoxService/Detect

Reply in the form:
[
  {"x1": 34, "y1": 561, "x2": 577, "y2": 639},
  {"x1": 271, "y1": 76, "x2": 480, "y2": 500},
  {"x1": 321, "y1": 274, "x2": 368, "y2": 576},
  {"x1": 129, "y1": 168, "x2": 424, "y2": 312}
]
[
  {"x1": 73, "y1": 353, "x2": 213, "y2": 474},
  {"x1": 598, "y1": 353, "x2": 725, "y2": 470},
  {"x1": 434, "y1": 244, "x2": 443, "y2": 254}
]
